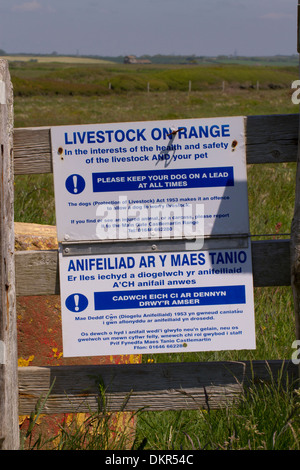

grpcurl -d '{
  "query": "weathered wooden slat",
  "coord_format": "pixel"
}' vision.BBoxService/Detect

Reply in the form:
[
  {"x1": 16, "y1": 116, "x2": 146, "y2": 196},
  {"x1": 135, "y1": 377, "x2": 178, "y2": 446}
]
[
  {"x1": 15, "y1": 249, "x2": 59, "y2": 296},
  {"x1": 13, "y1": 114, "x2": 299, "y2": 174},
  {"x1": 14, "y1": 239, "x2": 291, "y2": 297},
  {"x1": 14, "y1": 127, "x2": 52, "y2": 174},
  {"x1": 251, "y1": 239, "x2": 291, "y2": 287},
  {"x1": 18, "y1": 360, "x2": 297, "y2": 413},
  {"x1": 246, "y1": 114, "x2": 299, "y2": 164}
]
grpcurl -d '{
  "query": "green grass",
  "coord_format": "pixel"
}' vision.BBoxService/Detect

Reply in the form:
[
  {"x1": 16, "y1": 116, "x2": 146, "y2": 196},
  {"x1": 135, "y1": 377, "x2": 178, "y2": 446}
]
[
  {"x1": 136, "y1": 377, "x2": 300, "y2": 450},
  {"x1": 13, "y1": 87, "x2": 296, "y2": 128},
  {"x1": 13, "y1": 61, "x2": 300, "y2": 450},
  {"x1": 20, "y1": 367, "x2": 300, "y2": 451},
  {"x1": 14, "y1": 174, "x2": 56, "y2": 225}
]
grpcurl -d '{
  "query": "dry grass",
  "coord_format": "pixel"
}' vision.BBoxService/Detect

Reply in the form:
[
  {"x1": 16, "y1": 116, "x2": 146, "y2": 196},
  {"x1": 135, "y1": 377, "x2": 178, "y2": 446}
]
[{"x1": 1, "y1": 55, "x2": 113, "y2": 64}]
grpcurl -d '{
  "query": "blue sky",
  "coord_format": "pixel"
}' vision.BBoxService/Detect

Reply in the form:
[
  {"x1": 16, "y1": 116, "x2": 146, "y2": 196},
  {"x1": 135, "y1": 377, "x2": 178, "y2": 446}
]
[{"x1": 0, "y1": 0, "x2": 297, "y2": 56}]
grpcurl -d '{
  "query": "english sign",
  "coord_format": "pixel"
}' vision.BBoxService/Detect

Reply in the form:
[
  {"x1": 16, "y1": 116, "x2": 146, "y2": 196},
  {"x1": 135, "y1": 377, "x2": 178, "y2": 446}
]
[{"x1": 52, "y1": 116, "x2": 249, "y2": 242}]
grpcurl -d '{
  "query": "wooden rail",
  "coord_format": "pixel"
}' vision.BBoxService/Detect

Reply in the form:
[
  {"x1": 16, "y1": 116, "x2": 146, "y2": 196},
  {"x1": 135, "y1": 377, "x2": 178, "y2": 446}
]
[
  {"x1": 18, "y1": 360, "x2": 297, "y2": 413},
  {"x1": 13, "y1": 114, "x2": 299, "y2": 174},
  {"x1": 14, "y1": 239, "x2": 291, "y2": 297}
]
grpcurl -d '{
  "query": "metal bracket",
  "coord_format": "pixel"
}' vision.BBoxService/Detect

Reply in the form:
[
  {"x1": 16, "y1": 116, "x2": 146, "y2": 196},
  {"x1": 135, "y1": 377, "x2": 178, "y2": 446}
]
[
  {"x1": 0, "y1": 341, "x2": 5, "y2": 365},
  {"x1": 61, "y1": 234, "x2": 249, "y2": 257}
]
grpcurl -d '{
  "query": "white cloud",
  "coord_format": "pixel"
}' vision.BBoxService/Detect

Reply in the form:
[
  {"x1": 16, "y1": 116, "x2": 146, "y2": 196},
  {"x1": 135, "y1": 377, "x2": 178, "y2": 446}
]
[
  {"x1": 260, "y1": 12, "x2": 294, "y2": 21},
  {"x1": 12, "y1": 1, "x2": 56, "y2": 13},
  {"x1": 12, "y1": 1, "x2": 42, "y2": 12}
]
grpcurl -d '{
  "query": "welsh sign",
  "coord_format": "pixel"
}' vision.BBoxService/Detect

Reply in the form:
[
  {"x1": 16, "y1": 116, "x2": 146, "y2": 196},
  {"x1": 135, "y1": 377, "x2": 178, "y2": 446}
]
[{"x1": 59, "y1": 246, "x2": 255, "y2": 357}]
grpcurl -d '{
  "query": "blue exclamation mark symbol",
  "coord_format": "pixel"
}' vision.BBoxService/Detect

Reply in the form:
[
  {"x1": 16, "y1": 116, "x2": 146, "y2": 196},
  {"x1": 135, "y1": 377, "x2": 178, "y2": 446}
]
[
  {"x1": 73, "y1": 175, "x2": 78, "y2": 193},
  {"x1": 74, "y1": 294, "x2": 79, "y2": 310},
  {"x1": 65, "y1": 174, "x2": 86, "y2": 194},
  {"x1": 66, "y1": 293, "x2": 88, "y2": 313}
]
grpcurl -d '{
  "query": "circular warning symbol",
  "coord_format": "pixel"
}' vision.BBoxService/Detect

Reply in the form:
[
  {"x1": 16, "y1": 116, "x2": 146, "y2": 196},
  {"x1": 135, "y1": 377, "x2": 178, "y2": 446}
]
[
  {"x1": 65, "y1": 174, "x2": 86, "y2": 195},
  {"x1": 65, "y1": 293, "x2": 89, "y2": 313}
]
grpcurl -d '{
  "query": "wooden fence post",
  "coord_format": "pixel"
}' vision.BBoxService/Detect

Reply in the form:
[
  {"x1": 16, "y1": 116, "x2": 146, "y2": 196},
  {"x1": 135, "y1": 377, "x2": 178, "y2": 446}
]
[
  {"x1": 0, "y1": 59, "x2": 19, "y2": 449},
  {"x1": 291, "y1": 20, "x2": 300, "y2": 379},
  {"x1": 291, "y1": 111, "x2": 300, "y2": 376},
  {"x1": 291, "y1": 154, "x2": 300, "y2": 378}
]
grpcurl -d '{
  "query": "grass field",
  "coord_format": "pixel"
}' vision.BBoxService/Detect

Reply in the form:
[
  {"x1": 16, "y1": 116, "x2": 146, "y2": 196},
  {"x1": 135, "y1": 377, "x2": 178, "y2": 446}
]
[
  {"x1": 12, "y1": 60, "x2": 300, "y2": 450},
  {"x1": 9, "y1": 60, "x2": 297, "y2": 96}
]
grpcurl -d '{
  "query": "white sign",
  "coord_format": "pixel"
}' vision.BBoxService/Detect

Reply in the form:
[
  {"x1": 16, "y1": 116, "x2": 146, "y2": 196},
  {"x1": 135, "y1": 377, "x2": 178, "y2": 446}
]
[
  {"x1": 59, "y1": 246, "x2": 255, "y2": 357},
  {"x1": 51, "y1": 116, "x2": 249, "y2": 242}
]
